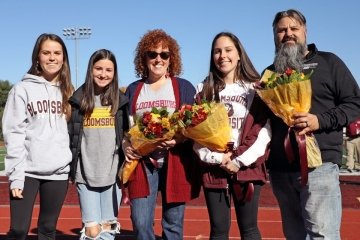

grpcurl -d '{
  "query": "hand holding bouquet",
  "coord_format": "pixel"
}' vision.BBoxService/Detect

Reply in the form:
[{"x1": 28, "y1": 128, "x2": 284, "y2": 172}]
[
  {"x1": 258, "y1": 68, "x2": 313, "y2": 125},
  {"x1": 119, "y1": 107, "x2": 178, "y2": 184},
  {"x1": 257, "y1": 68, "x2": 321, "y2": 185},
  {"x1": 175, "y1": 100, "x2": 231, "y2": 152}
]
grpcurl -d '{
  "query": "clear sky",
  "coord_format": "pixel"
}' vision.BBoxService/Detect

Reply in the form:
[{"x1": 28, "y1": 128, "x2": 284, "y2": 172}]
[{"x1": 1, "y1": 0, "x2": 359, "y2": 89}]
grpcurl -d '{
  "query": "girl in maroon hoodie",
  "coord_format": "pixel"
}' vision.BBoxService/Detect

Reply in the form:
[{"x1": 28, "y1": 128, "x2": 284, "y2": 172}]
[{"x1": 193, "y1": 32, "x2": 271, "y2": 240}]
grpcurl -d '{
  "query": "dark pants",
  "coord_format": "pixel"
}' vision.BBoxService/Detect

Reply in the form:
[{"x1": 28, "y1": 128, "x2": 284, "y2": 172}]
[
  {"x1": 7, "y1": 176, "x2": 68, "y2": 240},
  {"x1": 204, "y1": 183, "x2": 262, "y2": 240}
]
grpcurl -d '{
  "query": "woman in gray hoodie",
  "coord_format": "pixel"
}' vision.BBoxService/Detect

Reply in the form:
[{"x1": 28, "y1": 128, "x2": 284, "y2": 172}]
[{"x1": 2, "y1": 33, "x2": 73, "y2": 240}]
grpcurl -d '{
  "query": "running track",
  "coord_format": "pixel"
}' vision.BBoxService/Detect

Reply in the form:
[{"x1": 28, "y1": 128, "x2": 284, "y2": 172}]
[{"x1": 0, "y1": 175, "x2": 359, "y2": 239}]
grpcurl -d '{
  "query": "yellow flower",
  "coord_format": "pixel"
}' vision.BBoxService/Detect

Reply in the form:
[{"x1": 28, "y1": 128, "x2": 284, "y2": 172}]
[
  {"x1": 161, "y1": 118, "x2": 170, "y2": 130},
  {"x1": 150, "y1": 113, "x2": 161, "y2": 122}
]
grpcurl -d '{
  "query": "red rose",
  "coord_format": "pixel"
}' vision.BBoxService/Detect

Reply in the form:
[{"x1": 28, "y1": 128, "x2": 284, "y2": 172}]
[
  {"x1": 142, "y1": 112, "x2": 152, "y2": 125},
  {"x1": 285, "y1": 68, "x2": 293, "y2": 76}
]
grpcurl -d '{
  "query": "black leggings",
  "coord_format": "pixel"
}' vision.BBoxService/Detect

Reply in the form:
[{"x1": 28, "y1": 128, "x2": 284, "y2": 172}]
[
  {"x1": 7, "y1": 177, "x2": 68, "y2": 240},
  {"x1": 204, "y1": 183, "x2": 262, "y2": 240}
]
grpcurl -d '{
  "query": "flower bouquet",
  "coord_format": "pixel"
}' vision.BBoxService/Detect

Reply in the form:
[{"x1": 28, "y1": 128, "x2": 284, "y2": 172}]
[
  {"x1": 258, "y1": 68, "x2": 313, "y2": 125},
  {"x1": 175, "y1": 100, "x2": 231, "y2": 152},
  {"x1": 257, "y1": 68, "x2": 321, "y2": 175},
  {"x1": 119, "y1": 107, "x2": 178, "y2": 184}
]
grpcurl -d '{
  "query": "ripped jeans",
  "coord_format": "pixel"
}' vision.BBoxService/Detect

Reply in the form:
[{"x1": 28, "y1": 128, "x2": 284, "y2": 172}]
[{"x1": 77, "y1": 183, "x2": 122, "y2": 239}]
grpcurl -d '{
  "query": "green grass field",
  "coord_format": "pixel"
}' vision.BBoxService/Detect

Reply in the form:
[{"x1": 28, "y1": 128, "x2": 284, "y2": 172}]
[{"x1": 0, "y1": 145, "x2": 5, "y2": 171}]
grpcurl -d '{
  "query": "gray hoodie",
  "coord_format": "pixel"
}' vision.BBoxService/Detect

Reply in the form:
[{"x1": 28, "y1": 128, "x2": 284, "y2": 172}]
[{"x1": 2, "y1": 74, "x2": 72, "y2": 190}]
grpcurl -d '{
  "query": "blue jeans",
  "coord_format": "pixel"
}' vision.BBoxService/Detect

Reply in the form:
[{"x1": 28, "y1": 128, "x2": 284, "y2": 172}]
[
  {"x1": 130, "y1": 162, "x2": 185, "y2": 240},
  {"x1": 77, "y1": 183, "x2": 121, "y2": 240},
  {"x1": 269, "y1": 162, "x2": 342, "y2": 240}
]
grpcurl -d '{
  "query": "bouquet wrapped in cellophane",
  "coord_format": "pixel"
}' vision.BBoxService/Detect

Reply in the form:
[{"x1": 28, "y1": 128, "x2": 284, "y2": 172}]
[
  {"x1": 256, "y1": 68, "x2": 321, "y2": 169},
  {"x1": 175, "y1": 101, "x2": 231, "y2": 152},
  {"x1": 119, "y1": 107, "x2": 178, "y2": 184}
]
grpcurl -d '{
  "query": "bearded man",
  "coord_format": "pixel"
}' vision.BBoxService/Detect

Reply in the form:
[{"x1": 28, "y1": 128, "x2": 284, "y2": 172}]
[{"x1": 264, "y1": 9, "x2": 360, "y2": 239}]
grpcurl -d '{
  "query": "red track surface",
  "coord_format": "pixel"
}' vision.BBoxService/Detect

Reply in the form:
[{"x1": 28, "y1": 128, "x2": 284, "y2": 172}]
[{"x1": 1, "y1": 175, "x2": 359, "y2": 239}]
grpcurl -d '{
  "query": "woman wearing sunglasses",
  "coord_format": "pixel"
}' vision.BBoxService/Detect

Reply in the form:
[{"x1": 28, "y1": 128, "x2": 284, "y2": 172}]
[{"x1": 122, "y1": 29, "x2": 201, "y2": 240}]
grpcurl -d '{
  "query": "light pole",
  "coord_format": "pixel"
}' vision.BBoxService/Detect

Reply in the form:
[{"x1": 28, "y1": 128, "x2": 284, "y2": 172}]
[{"x1": 62, "y1": 27, "x2": 92, "y2": 88}]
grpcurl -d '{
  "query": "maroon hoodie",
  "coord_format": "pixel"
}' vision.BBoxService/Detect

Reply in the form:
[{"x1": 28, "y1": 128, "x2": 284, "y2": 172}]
[{"x1": 201, "y1": 94, "x2": 271, "y2": 189}]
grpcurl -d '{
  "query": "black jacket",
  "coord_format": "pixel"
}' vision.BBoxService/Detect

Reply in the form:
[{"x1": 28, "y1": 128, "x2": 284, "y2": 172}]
[{"x1": 68, "y1": 86, "x2": 130, "y2": 181}]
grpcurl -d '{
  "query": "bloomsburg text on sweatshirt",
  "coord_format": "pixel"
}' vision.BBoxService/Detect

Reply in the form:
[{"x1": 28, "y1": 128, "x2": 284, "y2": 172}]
[{"x1": 2, "y1": 74, "x2": 72, "y2": 190}]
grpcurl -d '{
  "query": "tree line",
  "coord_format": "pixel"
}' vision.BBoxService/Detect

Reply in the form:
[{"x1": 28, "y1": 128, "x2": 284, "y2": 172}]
[{"x1": 0, "y1": 80, "x2": 12, "y2": 141}]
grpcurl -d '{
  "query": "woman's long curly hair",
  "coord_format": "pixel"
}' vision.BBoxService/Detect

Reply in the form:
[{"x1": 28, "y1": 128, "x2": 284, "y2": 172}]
[
  {"x1": 134, "y1": 29, "x2": 182, "y2": 78},
  {"x1": 200, "y1": 32, "x2": 260, "y2": 102},
  {"x1": 27, "y1": 33, "x2": 73, "y2": 120}
]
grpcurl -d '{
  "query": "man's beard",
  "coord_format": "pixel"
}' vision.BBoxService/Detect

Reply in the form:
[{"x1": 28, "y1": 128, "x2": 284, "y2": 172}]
[{"x1": 274, "y1": 43, "x2": 307, "y2": 73}]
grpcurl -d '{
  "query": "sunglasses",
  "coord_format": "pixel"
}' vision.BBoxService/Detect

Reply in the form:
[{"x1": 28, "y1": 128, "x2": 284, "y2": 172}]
[{"x1": 146, "y1": 51, "x2": 170, "y2": 60}]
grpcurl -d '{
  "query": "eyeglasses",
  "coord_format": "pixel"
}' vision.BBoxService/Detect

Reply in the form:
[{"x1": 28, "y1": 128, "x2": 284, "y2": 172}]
[{"x1": 146, "y1": 51, "x2": 170, "y2": 60}]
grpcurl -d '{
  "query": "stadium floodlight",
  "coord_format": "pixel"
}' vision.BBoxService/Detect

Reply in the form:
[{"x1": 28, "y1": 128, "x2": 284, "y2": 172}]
[{"x1": 62, "y1": 27, "x2": 92, "y2": 88}]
